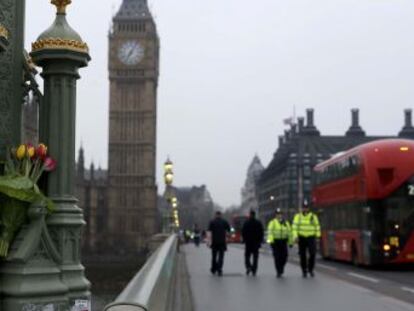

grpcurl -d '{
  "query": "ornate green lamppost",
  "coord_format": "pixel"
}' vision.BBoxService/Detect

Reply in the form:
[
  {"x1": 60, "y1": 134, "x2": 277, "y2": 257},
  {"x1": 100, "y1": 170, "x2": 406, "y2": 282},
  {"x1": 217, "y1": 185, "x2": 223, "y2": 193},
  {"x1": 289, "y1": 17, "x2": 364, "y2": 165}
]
[
  {"x1": 30, "y1": 0, "x2": 91, "y2": 308},
  {"x1": 0, "y1": 1, "x2": 90, "y2": 310}
]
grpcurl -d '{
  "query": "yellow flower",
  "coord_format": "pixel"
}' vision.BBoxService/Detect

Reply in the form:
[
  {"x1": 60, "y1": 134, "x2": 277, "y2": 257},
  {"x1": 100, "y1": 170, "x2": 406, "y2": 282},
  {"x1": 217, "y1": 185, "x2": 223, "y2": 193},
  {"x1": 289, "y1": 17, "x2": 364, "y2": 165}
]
[
  {"x1": 27, "y1": 145, "x2": 35, "y2": 158},
  {"x1": 16, "y1": 145, "x2": 26, "y2": 160}
]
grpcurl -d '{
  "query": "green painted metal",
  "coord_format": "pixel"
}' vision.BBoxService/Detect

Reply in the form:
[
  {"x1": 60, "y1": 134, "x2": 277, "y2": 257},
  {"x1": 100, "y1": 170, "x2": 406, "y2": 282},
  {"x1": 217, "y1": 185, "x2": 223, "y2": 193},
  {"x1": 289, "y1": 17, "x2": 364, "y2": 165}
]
[
  {"x1": 30, "y1": 6, "x2": 91, "y2": 311},
  {"x1": 0, "y1": 204, "x2": 70, "y2": 311},
  {"x1": 104, "y1": 234, "x2": 178, "y2": 311},
  {"x1": 0, "y1": 0, "x2": 25, "y2": 160},
  {"x1": 0, "y1": 3, "x2": 92, "y2": 311}
]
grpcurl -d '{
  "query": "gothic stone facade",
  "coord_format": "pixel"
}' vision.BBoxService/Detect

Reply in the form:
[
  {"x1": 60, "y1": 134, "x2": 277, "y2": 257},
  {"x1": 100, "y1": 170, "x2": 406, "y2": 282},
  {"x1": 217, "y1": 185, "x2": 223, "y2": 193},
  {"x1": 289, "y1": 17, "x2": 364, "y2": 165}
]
[
  {"x1": 77, "y1": 0, "x2": 159, "y2": 257},
  {"x1": 240, "y1": 155, "x2": 264, "y2": 215},
  {"x1": 257, "y1": 108, "x2": 414, "y2": 225},
  {"x1": 158, "y1": 185, "x2": 215, "y2": 232}
]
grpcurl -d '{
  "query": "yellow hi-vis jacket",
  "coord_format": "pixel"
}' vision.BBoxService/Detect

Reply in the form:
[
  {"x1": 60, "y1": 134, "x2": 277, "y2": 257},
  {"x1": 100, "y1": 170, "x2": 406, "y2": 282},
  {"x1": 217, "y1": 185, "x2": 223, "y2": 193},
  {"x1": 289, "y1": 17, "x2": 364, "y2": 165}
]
[
  {"x1": 292, "y1": 212, "x2": 321, "y2": 239},
  {"x1": 267, "y1": 218, "x2": 293, "y2": 245}
]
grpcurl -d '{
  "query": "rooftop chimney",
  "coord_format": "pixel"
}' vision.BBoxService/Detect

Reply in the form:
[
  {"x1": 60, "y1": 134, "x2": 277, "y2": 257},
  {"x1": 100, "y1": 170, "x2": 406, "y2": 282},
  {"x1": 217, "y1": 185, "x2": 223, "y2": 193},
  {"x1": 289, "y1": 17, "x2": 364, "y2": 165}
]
[
  {"x1": 399, "y1": 109, "x2": 414, "y2": 138},
  {"x1": 306, "y1": 109, "x2": 314, "y2": 128},
  {"x1": 302, "y1": 108, "x2": 320, "y2": 136},
  {"x1": 346, "y1": 108, "x2": 365, "y2": 137},
  {"x1": 404, "y1": 109, "x2": 412, "y2": 127},
  {"x1": 351, "y1": 109, "x2": 359, "y2": 127}
]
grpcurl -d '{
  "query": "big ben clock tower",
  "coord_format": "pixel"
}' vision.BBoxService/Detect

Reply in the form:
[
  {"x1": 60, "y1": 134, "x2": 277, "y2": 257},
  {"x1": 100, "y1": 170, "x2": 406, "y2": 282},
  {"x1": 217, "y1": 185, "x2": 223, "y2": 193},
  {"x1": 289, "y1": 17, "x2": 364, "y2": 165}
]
[{"x1": 107, "y1": 0, "x2": 159, "y2": 253}]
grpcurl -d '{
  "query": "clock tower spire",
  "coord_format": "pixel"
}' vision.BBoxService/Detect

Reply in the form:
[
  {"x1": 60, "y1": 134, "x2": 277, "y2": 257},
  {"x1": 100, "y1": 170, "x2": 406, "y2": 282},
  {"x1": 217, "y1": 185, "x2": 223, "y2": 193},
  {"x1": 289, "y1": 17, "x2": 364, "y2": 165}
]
[
  {"x1": 107, "y1": 0, "x2": 159, "y2": 254},
  {"x1": 115, "y1": 0, "x2": 151, "y2": 20}
]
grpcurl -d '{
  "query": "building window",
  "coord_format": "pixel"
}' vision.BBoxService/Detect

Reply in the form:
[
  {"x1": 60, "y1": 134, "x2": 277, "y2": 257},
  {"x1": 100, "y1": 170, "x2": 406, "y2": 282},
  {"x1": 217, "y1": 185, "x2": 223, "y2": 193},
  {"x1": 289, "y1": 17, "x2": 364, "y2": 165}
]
[{"x1": 303, "y1": 165, "x2": 311, "y2": 177}]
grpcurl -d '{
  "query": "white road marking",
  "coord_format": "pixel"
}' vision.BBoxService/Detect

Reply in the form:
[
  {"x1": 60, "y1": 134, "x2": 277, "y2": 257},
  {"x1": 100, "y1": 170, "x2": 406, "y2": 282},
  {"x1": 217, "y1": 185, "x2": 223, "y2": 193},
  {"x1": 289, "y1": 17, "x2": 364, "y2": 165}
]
[
  {"x1": 317, "y1": 263, "x2": 337, "y2": 271},
  {"x1": 346, "y1": 283, "x2": 373, "y2": 294},
  {"x1": 401, "y1": 286, "x2": 414, "y2": 294},
  {"x1": 347, "y1": 272, "x2": 380, "y2": 283}
]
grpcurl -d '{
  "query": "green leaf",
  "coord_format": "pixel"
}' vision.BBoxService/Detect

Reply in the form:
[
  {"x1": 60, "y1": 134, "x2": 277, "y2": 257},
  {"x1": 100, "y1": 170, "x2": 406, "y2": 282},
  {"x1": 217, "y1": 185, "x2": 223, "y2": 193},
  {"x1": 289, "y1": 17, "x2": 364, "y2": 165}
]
[
  {"x1": 0, "y1": 198, "x2": 28, "y2": 258},
  {"x1": 0, "y1": 176, "x2": 37, "y2": 203}
]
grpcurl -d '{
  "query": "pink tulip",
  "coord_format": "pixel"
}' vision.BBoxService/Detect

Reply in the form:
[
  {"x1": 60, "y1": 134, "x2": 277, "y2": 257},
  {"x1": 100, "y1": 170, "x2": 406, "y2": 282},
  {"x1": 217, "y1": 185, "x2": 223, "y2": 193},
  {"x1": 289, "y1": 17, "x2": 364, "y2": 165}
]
[{"x1": 43, "y1": 157, "x2": 57, "y2": 172}]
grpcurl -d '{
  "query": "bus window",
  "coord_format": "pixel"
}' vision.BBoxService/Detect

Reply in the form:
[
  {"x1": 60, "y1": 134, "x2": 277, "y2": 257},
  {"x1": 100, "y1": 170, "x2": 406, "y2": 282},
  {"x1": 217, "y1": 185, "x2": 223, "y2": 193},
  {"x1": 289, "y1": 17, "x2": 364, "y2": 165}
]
[{"x1": 383, "y1": 188, "x2": 414, "y2": 241}]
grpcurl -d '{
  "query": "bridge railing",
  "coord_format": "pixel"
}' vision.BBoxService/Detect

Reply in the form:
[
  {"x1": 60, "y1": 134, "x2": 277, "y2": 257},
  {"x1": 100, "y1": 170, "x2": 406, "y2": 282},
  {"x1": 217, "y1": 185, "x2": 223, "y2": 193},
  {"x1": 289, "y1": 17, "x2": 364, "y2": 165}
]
[{"x1": 104, "y1": 234, "x2": 178, "y2": 311}]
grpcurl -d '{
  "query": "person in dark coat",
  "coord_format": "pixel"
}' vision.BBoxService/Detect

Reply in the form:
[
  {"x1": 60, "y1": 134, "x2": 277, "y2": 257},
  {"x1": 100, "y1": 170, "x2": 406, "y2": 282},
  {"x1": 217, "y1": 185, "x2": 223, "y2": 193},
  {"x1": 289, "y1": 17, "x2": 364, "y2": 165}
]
[
  {"x1": 208, "y1": 211, "x2": 231, "y2": 276},
  {"x1": 242, "y1": 210, "x2": 264, "y2": 276}
]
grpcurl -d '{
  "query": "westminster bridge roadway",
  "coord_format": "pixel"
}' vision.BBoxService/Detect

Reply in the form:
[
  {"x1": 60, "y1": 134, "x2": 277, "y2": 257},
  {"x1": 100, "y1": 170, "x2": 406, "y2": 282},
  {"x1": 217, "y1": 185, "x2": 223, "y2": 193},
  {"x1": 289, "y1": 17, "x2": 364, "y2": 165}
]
[
  {"x1": 183, "y1": 244, "x2": 414, "y2": 311},
  {"x1": 104, "y1": 236, "x2": 414, "y2": 311}
]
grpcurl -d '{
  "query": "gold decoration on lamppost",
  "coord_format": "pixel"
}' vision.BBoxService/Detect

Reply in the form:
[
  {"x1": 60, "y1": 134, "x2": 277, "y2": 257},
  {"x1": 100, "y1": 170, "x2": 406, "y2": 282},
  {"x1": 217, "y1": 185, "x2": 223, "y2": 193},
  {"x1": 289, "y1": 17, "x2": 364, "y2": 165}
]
[
  {"x1": 31, "y1": 38, "x2": 89, "y2": 53},
  {"x1": 0, "y1": 23, "x2": 9, "y2": 40},
  {"x1": 51, "y1": 0, "x2": 72, "y2": 14},
  {"x1": 31, "y1": 0, "x2": 89, "y2": 54}
]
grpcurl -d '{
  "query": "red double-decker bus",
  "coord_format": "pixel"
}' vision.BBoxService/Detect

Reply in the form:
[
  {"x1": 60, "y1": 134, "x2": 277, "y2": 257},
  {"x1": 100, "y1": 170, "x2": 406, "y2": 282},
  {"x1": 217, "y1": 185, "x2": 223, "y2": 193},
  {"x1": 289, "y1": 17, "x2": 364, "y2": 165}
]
[
  {"x1": 313, "y1": 139, "x2": 414, "y2": 265},
  {"x1": 228, "y1": 215, "x2": 248, "y2": 243}
]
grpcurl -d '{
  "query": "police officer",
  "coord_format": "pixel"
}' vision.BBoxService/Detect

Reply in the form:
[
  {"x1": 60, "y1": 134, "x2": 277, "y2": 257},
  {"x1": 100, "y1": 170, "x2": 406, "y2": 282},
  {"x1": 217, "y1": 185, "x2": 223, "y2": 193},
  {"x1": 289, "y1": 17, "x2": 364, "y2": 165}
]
[
  {"x1": 292, "y1": 202, "x2": 321, "y2": 278},
  {"x1": 267, "y1": 208, "x2": 293, "y2": 278}
]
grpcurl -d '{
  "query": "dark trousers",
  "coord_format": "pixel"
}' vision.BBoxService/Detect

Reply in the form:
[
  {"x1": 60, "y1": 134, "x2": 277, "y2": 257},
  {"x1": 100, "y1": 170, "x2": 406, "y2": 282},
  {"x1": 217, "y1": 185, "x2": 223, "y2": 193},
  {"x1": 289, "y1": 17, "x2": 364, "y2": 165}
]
[
  {"x1": 298, "y1": 236, "x2": 316, "y2": 274},
  {"x1": 271, "y1": 240, "x2": 288, "y2": 275},
  {"x1": 244, "y1": 248, "x2": 259, "y2": 274},
  {"x1": 211, "y1": 248, "x2": 225, "y2": 273}
]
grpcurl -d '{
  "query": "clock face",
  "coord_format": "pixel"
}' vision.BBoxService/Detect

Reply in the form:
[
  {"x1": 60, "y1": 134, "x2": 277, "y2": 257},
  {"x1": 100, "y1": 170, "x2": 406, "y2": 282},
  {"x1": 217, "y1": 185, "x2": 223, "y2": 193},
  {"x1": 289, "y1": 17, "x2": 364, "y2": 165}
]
[{"x1": 118, "y1": 40, "x2": 144, "y2": 65}]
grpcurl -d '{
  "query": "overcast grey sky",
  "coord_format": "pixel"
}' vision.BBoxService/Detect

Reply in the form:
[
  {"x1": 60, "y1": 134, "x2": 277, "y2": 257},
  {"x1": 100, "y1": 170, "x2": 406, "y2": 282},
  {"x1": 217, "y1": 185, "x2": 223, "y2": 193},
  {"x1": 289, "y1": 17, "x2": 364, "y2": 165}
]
[{"x1": 26, "y1": 0, "x2": 414, "y2": 207}]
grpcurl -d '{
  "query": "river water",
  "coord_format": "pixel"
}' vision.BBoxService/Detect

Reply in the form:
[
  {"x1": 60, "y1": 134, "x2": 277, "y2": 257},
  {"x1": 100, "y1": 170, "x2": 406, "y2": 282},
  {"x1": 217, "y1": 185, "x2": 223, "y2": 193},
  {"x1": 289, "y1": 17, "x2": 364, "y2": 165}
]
[{"x1": 84, "y1": 261, "x2": 144, "y2": 311}]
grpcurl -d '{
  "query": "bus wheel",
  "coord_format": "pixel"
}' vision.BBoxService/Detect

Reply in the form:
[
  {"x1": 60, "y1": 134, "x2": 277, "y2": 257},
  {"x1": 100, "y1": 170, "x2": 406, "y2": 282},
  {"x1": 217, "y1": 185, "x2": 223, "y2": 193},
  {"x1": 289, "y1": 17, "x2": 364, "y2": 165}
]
[{"x1": 351, "y1": 242, "x2": 359, "y2": 266}]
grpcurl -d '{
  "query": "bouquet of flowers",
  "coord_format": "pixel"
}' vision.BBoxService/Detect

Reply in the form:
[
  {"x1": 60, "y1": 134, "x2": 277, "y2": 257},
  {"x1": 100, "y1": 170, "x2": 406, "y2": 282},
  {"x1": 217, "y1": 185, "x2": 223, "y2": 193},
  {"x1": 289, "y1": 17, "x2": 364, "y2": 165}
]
[{"x1": 0, "y1": 143, "x2": 56, "y2": 258}]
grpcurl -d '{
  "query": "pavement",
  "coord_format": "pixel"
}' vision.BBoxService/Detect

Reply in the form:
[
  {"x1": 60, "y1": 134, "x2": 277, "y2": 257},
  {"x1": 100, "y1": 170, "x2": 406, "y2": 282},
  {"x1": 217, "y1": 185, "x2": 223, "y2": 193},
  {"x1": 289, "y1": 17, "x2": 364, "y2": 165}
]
[{"x1": 184, "y1": 244, "x2": 414, "y2": 311}]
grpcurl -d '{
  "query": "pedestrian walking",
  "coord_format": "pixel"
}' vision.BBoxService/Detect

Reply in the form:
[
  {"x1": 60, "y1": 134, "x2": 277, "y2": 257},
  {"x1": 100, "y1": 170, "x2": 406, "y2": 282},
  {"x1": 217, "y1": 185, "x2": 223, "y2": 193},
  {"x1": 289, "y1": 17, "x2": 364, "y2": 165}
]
[
  {"x1": 267, "y1": 208, "x2": 293, "y2": 278},
  {"x1": 241, "y1": 210, "x2": 264, "y2": 276},
  {"x1": 208, "y1": 211, "x2": 231, "y2": 276},
  {"x1": 292, "y1": 202, "x2": 321, "y2": 278},
  {"x1": 193, "y1": 224, "x2": 201, "y2": 247}
]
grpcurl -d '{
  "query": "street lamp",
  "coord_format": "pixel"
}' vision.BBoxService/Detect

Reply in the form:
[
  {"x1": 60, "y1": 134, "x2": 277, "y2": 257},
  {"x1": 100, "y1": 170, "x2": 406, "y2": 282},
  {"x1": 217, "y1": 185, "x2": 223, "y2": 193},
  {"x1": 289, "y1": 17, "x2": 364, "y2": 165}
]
[
  {"x1": 164, "y1": 158, "x2": 174, "y2": 185},
  {"x1": 163, "y1": 158, "x2": 180, "y2": 232},
  {"x1": 269, "y1": 195, "x2": 275, "y2": 222}
]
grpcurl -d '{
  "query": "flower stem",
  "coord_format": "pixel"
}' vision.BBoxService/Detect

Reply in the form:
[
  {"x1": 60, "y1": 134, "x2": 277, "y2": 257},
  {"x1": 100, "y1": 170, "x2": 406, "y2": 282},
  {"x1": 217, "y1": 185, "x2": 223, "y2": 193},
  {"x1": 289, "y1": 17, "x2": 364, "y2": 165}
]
[{"x1": 0, "y1": 240, "x2": 10, "y2": 258}]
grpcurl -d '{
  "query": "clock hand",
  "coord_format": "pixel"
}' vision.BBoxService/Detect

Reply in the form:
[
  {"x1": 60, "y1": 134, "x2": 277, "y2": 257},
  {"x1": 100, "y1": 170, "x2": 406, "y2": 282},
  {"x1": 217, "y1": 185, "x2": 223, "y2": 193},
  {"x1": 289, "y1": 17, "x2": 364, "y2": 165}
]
[{"x1": 127, "y1": 48, "x2": 134, "y2": 60}]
